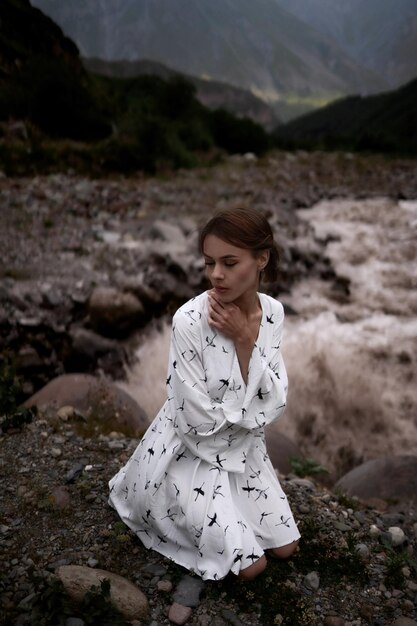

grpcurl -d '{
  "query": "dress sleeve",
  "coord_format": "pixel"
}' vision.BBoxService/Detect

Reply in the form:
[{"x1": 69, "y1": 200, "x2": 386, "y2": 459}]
[{"x1": 167, "y1": 304, "x2": 288, "y2": 473}]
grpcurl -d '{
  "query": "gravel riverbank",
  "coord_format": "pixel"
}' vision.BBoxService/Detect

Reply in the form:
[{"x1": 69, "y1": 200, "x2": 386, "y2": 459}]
[{"x1": 1, "y1": 409, "x2": 416, "y2": 626}]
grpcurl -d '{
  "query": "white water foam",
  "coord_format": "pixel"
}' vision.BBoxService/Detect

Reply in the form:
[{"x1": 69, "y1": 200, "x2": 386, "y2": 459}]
[
  {"x1": 280, "y1": 197, "x2": 417, "y2": 476},
  {"x1": 122, "y1": 198, "x2": 417, "y2": 477}
]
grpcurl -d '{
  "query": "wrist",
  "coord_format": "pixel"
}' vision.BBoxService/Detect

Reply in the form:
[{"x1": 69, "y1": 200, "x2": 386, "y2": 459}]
[{"x1": 234, "y1": 331, "x2": 254, "y2": 349}]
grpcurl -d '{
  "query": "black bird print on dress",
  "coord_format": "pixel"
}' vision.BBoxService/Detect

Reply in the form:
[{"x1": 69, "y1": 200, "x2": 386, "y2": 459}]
[{"x1": 108, "y1": 290, "x2": 300, "y2": 582}]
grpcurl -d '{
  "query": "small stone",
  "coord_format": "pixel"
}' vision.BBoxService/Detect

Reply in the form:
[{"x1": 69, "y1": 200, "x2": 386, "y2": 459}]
[
  {"x1": 87, "y1": 558, "x2": 99, "y2": 568},
  {"x1": 359, "y1": 603, "x2": 374, "y2": 621},
  {"x1": 58, "y1": 406, "x2": 76, "y2": 421},
  {"x1": 370, "y1": 524, "x2": 381, "y2": 537},
  {"x1": 324, "y1": 616, "x2": 345, "y2": 626},
  {"x1": 221, "y1": 608, "x2": 246, "y2": 626},
  {"x1": 388, "y1": 527, "x2": 407, "y2": 547},
  {"x1": 173, "y1": 575, "x2": 205, "y2": 608},
  {"x1": 289, "y1": 478, "x2": 315, "y2": 490},
  {"x1": 65, "y1": 618, "x2": 85, "y2": 626},
  {"x1": 304, "y1": 571, "x2": 320, "y2": 591},
  {"x1": 57, "y1": 565, "x2": 149, "y2": 621},
  {"x1": 65, "y1": 463, "x2": 85, "y2": 484},
  {"x1": 168, "y1": 602, "x2": 193, "y2": 625},
  {"x1": 50, "y1": 486, "x2": 71, "y2": 510},
  {"x1": 157, "y1": 580, "x2": 173, "y2": 592},
  {"x1": 390, "y1": 618, "x2": 417, "y2": 626},
  {"x1": 381, "y1": 513, "x2": 405, "y2": 526},
  {"x1": 51, "y1": 447, "x2": 62, "y2": 458},
  {"x1": 402, "y1": 599, "x2": 415, "y2": 613},
  {"x1": 355, "y1": 543, "x2": 370, "y2": 559},
  {"x1": 108, "y1": 440, "x2": 125, "y2": 450},
  {"x1": 141, "y1": 563, "x2": 168, "y2": 577}
]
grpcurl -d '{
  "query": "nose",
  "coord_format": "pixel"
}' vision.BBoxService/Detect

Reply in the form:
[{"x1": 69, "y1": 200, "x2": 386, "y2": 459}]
[{"x1": 211, "y1": 263, "x2": 224, "y2": 281}]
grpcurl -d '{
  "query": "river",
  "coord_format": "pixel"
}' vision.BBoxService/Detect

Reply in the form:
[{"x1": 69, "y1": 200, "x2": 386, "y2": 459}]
[{"x1": 122, "y1": 197, "x2": 417, "y2": 478}]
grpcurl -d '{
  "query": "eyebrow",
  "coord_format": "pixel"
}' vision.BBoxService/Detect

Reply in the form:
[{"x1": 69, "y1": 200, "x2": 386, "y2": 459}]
[{"x1": 203, "y1": 254, "x2": 240, "y2": 260}]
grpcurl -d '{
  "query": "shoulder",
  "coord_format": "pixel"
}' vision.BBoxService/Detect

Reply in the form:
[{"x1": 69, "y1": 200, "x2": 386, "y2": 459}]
[
  {"x1": 259, "y1": 293, "x2": 284, "y2": 321},
  {"x1": 172, "y1": 291, "x2": 208, "y2": 333}
]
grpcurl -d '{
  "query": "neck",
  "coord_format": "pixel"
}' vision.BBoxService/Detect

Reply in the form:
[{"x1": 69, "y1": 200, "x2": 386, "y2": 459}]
[{"x1": 233, "y1": 290, "x2": 261, "y2": 318}]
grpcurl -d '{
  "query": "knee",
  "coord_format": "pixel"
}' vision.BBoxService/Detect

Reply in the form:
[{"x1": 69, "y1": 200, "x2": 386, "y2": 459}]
[
  {"x1": 238, "y1": 554, "x2": 267, "y2": 581},
  {"x1": 268, "y1": 539, "x2": 299, "y2": 560}
]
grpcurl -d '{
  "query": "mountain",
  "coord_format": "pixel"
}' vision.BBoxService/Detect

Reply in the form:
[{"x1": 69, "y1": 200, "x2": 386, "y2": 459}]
[
  {"x1": 273, "y1": 77, "x2": 417, "y2": 155},
  {"x1": 274, "y1": 0, "x2": 417, "y2": 88},
  {"x1": 0, "y1": 0, "x2": 110, "y2": 140},
  {"x1": 31, "y1": 0, "x2": 387, "y2": 114},
  {"x1": 0, "y1": 0, "x2": 274, "y2": 175},
  {"x1": 0, "y1": 0, "x2": 82, "y2": 78}
]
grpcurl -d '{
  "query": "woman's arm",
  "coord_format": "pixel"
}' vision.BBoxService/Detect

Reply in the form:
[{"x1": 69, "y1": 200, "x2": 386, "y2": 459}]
[{"x1": 168, "y1": 304, "x2": 287, "y2": 472}]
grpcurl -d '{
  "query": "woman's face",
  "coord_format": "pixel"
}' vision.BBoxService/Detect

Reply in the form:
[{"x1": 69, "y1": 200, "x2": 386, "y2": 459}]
[{"x1": 202, "y1": 234, "x2": 267, "y2": 304}]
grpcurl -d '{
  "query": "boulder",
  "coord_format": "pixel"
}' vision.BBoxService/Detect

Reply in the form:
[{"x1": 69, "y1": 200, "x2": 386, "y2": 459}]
[
  {"x1": 24, "y1": 373, "x2": 148, "y2": 436},
  {"x1": 88, "y1": 286, "x2": 145, "y2": 337},
  {"x1": 56, "y1": 565, "x2": 149, "y2": 622},
  {"x1": 334, "y1": 456, "x2": 417, "y2": 506},
  {"x1": 148, "y1": 219, "x2": 187, "y2": 244},
  {"x1": 67, "y1": 326, "x2": 126, "y2": 378},
  {"x1": 265, "y1": 427, "x2": 304, "y2": 475}
]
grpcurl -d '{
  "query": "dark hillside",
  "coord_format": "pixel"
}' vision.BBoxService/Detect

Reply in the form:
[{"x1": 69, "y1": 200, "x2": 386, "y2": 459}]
[
  {"x1": 0, "y1": 0, "x2": 81, "y2": 76},
  {"x1": 0, "y1": 0, "x2": 110, "y2": 140},
  {"x1": 84, "y1": 57, "x2": 281, "y2": 131},
  {"x1": 0, "y1": 0, "x2": 271, "y2": 175},
  {"x1": 274, "y1": 78, "x2": 417, "y2": 155}
]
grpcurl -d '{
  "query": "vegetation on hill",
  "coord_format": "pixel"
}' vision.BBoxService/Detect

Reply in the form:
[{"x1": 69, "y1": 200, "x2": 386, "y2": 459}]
[
  {"x1": 1, "y1": 0, "x2": 416, "y2": 176},
  {"x1": 0, "y1": 0, "x2": 271, "y2": 175},
  {"x1": 83, "y1": 57, "x2": 281, "y2": 131},
  {"x1": 273, "y1": 78, "x2": 417, "y2": 156}
]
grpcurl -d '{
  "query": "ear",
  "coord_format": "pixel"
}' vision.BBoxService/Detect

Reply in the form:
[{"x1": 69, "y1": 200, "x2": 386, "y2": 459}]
[{"x1": 257, "y1": 250, "x2": 270, "y2": 271}]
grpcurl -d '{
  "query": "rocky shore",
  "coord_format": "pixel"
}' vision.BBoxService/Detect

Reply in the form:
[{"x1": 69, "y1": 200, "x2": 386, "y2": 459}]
[
  {"x1": 2, "y1": 150, "x2": 417, "y2": 395},
  {"x1": 1, "y1": 406, "x2": 416, "y2": 626},
  {"x1": 1, "y1": 150, "x2": 417, "y2": 625}
]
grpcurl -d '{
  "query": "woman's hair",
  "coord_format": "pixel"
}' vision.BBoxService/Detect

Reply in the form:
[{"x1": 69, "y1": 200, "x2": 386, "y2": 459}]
[{"x1": 198, "y1": 207, "x2": 280, "y2": 283}]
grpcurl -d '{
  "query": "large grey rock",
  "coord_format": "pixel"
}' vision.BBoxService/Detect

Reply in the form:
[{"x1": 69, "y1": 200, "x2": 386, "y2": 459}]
[
  {"x1": 56, "y1": 565, "x2": 149, "y2": 622},
  {"x1": 24, "y1": 373, "x2": 148, "y2": 436},
  {"x1": 148, "y1": 219, "x2": 187, "y2": 244},
  {"x1": 88, "y1": 286, "x2": 145, "y2": 336},
  {"x1": 265, "y1": 427, "x2": 304, "y2": 475},
  {"x1": 68, "y1": 327, "x2": 126, "y2": 376},
  {"x1": 335, "y1": 456, "x2": 417, "y2": 505}
]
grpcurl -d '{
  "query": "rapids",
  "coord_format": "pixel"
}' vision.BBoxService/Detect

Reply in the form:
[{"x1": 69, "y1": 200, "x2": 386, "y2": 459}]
[{"x1": 121, "y1": 198, "x2": 417, "y2": 478}]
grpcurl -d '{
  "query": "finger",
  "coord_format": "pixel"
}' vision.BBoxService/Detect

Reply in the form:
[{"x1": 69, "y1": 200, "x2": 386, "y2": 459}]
[
  {"x1": 208, "y1": 292, "x2": 225, "y2": 309},
  {"x1": 208, "y1": 300, "x2": 223, "y2": 317}
]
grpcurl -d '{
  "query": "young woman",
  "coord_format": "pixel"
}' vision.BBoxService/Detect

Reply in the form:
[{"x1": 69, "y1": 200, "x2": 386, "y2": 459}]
[{"x1": 109, "y1": 207, "x2": 300, "y2": 581}]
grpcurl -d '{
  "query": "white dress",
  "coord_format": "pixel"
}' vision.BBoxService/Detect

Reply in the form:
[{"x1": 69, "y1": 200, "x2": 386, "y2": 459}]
[{"x1": 109, "y1": 291, "x2": 300, "y2": 580}]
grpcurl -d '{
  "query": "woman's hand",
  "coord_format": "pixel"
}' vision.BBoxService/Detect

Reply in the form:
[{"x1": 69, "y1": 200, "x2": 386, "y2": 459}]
[
  {"x1": 208, "y1": 291, "x2": 257, "y2": 384},
  {"x1": 207, "y1": 291, "x2": 252, "y2": 344}
]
